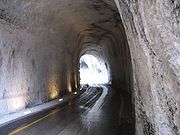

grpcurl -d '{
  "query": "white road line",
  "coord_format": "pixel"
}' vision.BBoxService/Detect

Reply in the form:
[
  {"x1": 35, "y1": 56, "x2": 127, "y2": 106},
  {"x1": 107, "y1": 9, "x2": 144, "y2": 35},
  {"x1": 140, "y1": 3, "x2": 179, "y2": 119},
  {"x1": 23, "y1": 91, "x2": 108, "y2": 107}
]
[{"x1": 89, "y1": 85, "x2": 108, "y2": 113}]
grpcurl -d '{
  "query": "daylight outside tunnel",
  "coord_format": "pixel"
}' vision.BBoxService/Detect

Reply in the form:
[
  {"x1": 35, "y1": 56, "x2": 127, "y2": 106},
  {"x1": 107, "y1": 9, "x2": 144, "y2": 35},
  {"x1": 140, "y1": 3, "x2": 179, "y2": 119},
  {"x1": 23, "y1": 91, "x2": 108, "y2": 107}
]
[
  {"x1": 79, "y1": 54, "x2": 110, "y2": 85},
  {"x1": 0, "y1": 0, "x2": 179, "y2": 135}
]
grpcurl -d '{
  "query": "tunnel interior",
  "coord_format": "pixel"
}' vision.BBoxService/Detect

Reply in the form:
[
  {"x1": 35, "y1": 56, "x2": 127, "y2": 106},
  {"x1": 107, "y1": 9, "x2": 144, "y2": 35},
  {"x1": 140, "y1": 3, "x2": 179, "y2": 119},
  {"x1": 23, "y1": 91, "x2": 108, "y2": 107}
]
[
  {"x1": 0, "y1": 0, "x2": 133, "y2": 120},
  {"x1": 1, "y1": 0, "x2": 179, "y2": 134}
]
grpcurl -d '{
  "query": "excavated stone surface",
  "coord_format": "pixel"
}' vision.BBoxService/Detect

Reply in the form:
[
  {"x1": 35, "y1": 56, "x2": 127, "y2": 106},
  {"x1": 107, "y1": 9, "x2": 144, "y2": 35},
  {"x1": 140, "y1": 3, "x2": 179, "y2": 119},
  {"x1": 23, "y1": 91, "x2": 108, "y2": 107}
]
[
  {"x1": 0, "y1": 0, "x2": 132, "y2": 117},
  {"x1": 115, "y1": 0, "x2": 180, "y2": 134},
  {"x1": 0, "y1": 0, "x2": 179, "y2": 135}
]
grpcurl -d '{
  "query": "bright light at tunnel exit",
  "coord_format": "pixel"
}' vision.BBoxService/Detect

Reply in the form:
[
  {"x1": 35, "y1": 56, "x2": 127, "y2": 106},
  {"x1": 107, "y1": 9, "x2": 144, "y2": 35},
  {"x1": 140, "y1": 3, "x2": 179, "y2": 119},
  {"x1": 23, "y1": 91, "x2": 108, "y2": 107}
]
[{"x1": 79, "y1": 54, "x2": 110, "y2": 85}]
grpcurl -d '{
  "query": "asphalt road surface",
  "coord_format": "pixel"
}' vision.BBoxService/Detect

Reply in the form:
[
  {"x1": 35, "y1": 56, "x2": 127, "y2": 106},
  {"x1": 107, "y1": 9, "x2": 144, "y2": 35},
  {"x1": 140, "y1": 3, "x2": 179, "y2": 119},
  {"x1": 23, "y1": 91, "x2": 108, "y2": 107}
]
[{"x1": 0, "y1": 85, "x2": 134, "y2": 135}]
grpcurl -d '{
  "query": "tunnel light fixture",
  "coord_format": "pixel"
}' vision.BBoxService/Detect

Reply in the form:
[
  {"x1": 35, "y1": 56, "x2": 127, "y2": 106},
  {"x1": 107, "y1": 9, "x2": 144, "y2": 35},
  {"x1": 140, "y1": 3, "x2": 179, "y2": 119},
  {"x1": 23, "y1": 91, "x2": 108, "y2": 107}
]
[
  {"x1": 74, "y1": 92, "x2": 77, "y2": 95},
  {"x1": 23, "y1": 110, "x2": 32, "y2": 115},
  {"x1": 59, "y1": 98, "x2": 63, "y2": 102}
]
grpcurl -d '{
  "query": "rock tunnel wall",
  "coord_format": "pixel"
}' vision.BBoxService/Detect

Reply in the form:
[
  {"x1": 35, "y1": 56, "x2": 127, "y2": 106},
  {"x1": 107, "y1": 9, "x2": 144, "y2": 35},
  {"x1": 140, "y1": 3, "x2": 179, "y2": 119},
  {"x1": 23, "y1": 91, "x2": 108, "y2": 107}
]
[
  {"x1": 0, "y1": 0, "x2": 76, "y2": 115},
  {"x1": 0, "y1": 0, "x2": 179, "y2": 135},
  {"x1": 0, "y1": 20, "x2": 74, "y2": 115},
  {"x1": 115, "y1": 0, "x2": 180, "y2": 134},
  {"x1": 0, "y1": 0, "x2": 132, "y2": 118},
  {"x1": 73, "y1": 24, "x2": 132, "y2": 92}
]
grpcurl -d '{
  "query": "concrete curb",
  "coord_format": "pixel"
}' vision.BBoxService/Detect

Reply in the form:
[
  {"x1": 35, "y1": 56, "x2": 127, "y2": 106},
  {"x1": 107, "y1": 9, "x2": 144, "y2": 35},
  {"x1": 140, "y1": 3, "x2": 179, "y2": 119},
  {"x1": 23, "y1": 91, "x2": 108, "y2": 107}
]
[{"x1": 0, "y1": 89, "x2": 85, "y2": 127}]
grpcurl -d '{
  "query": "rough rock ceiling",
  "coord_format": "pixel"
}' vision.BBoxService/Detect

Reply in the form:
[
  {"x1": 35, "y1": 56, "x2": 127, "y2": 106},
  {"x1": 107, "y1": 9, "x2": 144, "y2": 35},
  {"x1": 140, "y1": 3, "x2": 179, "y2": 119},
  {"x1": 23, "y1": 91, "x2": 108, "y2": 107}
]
[
  {"x1": 0, "y1": 0, "x2": 132, "y2": 119},
  {"x1": 0, "y1": 0, "x2": 120, "y2": 31}
]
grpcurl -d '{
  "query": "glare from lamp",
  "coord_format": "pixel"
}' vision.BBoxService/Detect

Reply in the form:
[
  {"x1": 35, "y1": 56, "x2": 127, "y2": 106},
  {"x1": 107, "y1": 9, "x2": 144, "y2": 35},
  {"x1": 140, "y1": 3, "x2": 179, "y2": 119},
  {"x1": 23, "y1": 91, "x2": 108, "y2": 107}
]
[
  {"x1": 23, "y1": 110, "x2": 32, "y2": 115},
  {"x1": 59, "y1": 98, "x2": 63, "y2": 102},
  {"x1": 8, "y1": 97, "x2": 25, "y2": 111},
  {"x1": 74, "y1": 92, "x2": 77, "y2": 95},
  {"x1": 48, "y1": 74, "x2": 59, "y2": 100}
]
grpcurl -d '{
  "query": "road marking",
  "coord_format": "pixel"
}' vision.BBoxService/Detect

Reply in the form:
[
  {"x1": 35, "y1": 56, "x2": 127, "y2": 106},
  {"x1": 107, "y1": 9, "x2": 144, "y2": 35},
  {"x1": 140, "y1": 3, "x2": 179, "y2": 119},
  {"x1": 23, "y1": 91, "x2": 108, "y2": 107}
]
[
  {"x1": 9, "y1": 109, "x2": 62, "y2": 135},
  {"x1": 89, "y1": 85, "x2": 108, "y2": 113},
  {"x1": 8, "y1": 89, "x2": 85, "y2": 135}
]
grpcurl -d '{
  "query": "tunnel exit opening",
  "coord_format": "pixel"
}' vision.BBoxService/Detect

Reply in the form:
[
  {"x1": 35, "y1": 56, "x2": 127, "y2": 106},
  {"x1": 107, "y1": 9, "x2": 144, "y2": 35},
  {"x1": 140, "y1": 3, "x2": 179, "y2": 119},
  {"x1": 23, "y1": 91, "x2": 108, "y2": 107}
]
[{"x1": 79, "y1": 54, "x2": 110, "y2": 85}]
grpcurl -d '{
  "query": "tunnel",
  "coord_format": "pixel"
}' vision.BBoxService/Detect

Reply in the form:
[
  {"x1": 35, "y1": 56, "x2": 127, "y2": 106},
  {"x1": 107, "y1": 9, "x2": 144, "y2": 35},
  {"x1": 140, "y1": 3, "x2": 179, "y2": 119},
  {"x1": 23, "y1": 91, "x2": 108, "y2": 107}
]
[{"x1": 0, "y1": 0, "x2": 179, "y2": 135}]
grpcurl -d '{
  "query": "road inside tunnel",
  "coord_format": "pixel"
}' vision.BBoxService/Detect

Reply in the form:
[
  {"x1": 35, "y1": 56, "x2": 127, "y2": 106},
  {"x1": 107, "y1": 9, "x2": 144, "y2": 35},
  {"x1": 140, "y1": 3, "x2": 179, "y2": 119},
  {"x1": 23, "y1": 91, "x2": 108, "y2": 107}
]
[{"x1": 0, "y1": 85, "x2": 134, "y2": 135}]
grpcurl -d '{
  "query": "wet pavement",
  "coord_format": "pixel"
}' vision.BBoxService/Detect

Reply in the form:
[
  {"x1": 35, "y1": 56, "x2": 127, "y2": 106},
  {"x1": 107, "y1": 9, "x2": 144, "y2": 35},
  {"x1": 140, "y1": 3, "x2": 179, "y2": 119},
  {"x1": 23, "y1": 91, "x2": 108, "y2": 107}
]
[{"x1": 0, "y1": 85, "x2": 134, "y2": 135}]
